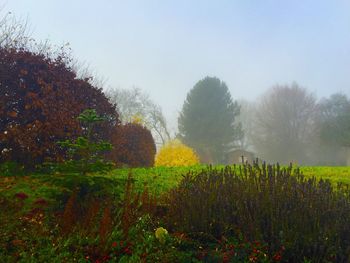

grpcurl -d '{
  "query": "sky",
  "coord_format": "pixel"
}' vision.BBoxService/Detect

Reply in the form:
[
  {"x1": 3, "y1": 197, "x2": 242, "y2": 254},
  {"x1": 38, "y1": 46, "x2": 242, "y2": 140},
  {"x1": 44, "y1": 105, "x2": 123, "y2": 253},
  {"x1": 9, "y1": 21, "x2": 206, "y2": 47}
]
[{"x1": 2, "y1": 0, "x2": 350, "y2": 132}]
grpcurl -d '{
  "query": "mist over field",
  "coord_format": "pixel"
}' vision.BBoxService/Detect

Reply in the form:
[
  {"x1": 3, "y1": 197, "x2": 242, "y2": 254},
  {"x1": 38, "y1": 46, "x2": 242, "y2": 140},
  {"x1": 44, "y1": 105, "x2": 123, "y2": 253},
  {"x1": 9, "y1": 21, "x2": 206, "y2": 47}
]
[{"x1": 1, "y1": 0, "x2": 350, "y2": 165}]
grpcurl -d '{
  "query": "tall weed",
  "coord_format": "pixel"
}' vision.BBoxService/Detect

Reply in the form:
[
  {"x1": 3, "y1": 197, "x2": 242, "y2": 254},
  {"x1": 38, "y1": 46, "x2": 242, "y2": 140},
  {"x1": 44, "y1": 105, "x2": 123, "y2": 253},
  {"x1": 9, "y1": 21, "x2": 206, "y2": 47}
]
[{"x1": 165, "y1": 163, "x2": 350, "y2": 262}]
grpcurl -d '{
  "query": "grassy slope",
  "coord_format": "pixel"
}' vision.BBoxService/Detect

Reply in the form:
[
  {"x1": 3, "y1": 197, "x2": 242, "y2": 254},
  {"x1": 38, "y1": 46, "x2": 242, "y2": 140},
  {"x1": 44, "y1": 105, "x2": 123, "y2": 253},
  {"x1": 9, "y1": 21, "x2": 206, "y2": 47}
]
[
  {"x1": 301, "y1": 166, "x2": 350, "y2": 185},
  {"x1": 1, "y1": 165, "x2": 350, "y2": 204},
  {"x1": 108, "y1": 165, "x2": 350, "y2": 193}
]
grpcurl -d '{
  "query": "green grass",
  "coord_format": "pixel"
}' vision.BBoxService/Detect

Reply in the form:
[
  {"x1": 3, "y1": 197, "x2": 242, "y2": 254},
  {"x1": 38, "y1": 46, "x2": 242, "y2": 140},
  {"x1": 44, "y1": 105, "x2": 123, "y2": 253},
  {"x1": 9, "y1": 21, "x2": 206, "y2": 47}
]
[
  {"x1": 1, "y1": 165, "x2": 350, "y2": 262},
  {"x1": 1, "y1": 165, "x2": 350, "y2": 204},
  {"x1": 106, "y1": 165, "x2": 207, "y2": 194},
  {"x1": 300, "y1": 166, "x2": 350, "y2": 185},
  {"x1": 107, "y1": 165, "x2": 350, "y2": 194}
]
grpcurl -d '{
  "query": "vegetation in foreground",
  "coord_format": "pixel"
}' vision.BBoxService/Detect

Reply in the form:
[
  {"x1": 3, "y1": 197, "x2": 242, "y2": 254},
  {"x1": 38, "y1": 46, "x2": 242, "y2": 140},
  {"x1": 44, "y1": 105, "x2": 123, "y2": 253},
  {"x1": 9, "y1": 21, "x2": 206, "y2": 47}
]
[{"x1": 1, "y1": 162, "x2": 350, "y2": 262}]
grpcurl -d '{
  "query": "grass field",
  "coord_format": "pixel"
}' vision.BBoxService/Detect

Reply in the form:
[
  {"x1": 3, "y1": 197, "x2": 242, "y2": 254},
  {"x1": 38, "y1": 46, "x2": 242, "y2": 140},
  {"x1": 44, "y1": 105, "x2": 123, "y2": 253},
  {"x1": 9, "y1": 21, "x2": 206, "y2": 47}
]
[
  {"x1": 1, "y1": 165, "x2": 350, "y2": 202},
  {"x1": 300, "y1": 166, "x2": 350, "y2": 185},
  {"x1": 1, "y1": 164, "x2": 350, "y2": 262}
]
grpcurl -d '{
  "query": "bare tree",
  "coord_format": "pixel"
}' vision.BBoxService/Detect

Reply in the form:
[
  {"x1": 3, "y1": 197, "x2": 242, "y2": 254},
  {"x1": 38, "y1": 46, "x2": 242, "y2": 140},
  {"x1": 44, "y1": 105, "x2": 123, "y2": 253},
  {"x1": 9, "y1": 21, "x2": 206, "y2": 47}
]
[
  {"x1": 251, "y1": 83, "x2": 317, "y2": 164},
  {"x1": 0, "y1": 7, "x2": 32, "y2": 48},
  {"x1": 106, "y1": 87, "x2": 171, "y2": 147}
]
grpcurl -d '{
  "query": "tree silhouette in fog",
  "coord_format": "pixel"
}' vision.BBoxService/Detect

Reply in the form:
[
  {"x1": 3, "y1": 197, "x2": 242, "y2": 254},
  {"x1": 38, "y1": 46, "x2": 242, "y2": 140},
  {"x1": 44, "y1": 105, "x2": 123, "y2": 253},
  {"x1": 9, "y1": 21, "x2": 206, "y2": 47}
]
[
  {"x1": 251, "y1": 83, "x2": 317, "y2": 164},
  {"x1": 178, "y1": 76, "x2": 242, "y2": 164},
  {"x1": 314, "y1": 93, "x2": 350, "y2": 165}
]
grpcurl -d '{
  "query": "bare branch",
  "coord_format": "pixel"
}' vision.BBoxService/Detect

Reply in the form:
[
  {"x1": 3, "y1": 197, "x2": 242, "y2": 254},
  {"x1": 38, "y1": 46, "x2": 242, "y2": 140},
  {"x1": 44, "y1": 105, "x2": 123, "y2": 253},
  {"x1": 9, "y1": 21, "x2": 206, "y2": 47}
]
[{"x1": 0, "y1": 7, "x2": 32, "y2": 48}]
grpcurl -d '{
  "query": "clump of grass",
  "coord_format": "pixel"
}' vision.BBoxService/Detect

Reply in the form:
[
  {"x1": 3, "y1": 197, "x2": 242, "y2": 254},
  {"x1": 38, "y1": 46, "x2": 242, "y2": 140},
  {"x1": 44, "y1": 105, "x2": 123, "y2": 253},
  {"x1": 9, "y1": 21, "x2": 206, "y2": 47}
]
[{"x1": 165, "y1": 162, "x2": 350, "y2": 262}]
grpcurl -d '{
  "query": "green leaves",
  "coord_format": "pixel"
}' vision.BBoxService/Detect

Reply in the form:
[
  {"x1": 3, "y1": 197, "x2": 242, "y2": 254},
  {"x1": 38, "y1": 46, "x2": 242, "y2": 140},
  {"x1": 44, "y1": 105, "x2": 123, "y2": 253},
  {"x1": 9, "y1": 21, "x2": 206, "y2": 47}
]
[
  {"x1": 77, "y1": 109, "x2": 105, "y2": 123},
  {"x1": 57, "y1": 109, "x2": 114, "y2": 175}
]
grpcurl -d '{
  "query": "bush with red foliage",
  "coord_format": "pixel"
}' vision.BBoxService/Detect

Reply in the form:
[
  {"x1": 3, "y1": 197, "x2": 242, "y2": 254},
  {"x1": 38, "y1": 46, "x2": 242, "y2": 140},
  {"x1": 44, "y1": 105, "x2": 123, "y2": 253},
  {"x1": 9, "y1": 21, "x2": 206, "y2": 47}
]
[
  {"x1": 110, "y1": 123, "x2": 156, "y2": 167},
  {"x1": 0, "y1": 47, "x2": 119, "y2": 169}
]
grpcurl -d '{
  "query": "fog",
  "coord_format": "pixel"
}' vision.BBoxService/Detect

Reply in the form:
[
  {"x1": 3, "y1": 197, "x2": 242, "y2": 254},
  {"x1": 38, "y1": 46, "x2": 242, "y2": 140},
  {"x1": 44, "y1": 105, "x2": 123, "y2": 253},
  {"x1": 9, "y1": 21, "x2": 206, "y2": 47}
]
[{"x1": 3, "y1": 0, "x2": 350, "y2": 164}]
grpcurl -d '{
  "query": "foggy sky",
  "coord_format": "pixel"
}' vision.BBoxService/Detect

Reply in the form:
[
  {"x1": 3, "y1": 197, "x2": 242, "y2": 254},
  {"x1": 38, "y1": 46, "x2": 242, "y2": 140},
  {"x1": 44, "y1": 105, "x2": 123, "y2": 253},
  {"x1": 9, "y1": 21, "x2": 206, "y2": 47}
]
[{"x1": 3, "y1": 0, "x2": 350, "y2": 132}]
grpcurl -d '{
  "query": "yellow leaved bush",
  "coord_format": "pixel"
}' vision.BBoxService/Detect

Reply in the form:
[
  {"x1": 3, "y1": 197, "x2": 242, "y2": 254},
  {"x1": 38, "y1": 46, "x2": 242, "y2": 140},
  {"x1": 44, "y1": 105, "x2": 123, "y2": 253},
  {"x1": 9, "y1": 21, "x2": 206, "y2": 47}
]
[{"x1": 155, "y1": 139, "x2": 199, "y2": 167}]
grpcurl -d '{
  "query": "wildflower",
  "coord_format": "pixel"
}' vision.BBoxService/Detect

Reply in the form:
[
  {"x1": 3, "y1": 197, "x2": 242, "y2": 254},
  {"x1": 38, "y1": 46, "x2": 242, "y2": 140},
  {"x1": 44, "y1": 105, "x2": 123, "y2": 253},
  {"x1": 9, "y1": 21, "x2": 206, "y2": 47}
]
[
  {"x1": 124, "y1": 247, "x2": 132, "y2": 255},
  {"x1": 15, "y1": 192, "x2": 28, "y2": 200},
  {"x1": 112, "y1": 241, "x2": 117, "y2": 248},
  {"x1": 155, "y1": 227, "x2": 168, "y2": 244},
  {"x1": 273, "y1": 253, "x2": 282, "y2": 261},
  {"x1": 34, "y1": 198, "x2": 48, "y2": 206},
  {"x1": 1, "y1": 148, "x2": 9, "y2": 154},
  {"x1": 249, "y1": 255, "x2": 258, "y2": 262},
  {"x1": 12, "y1": 239, "x2": 24, "y2": 246},
  {"x1": 222, "y1": 252, "x2": 230, "y2": 263},
  {"x1": 253, "y1": 248, "x2": 260, "y2": 254},
  {"x1": 102, "y1": 255, "x2": 110, "y2": 261}
]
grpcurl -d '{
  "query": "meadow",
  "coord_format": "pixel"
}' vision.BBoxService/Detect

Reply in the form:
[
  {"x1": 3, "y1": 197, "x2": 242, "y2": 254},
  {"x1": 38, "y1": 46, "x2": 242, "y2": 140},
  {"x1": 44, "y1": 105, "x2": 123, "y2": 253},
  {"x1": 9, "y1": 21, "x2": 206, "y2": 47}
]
[
  {"x1": 3, "y1": 165, "x2": 350, "y2": 201},
  {"x1": 1, "y1": 164, "x2": 350, "y2": 262}
]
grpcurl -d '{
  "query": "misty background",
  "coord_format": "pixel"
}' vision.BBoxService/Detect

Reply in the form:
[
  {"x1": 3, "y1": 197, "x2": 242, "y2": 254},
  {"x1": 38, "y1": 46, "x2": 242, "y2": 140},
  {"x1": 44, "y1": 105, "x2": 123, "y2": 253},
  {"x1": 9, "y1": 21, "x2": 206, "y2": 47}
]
[
  {"x1": 2, "y1": 0, "x2": 350, "y2": 165},
  {"x1": 4, "y1": 0, "x2": 350, "y2": 131}
]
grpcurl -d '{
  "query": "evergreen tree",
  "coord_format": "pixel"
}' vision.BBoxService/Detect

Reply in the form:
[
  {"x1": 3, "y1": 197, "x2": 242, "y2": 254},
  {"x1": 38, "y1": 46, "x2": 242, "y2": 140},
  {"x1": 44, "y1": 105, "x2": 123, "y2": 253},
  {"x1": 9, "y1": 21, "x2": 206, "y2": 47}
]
[{"x1": 178, "y1": 76, "x2": 242, "y2": 164}]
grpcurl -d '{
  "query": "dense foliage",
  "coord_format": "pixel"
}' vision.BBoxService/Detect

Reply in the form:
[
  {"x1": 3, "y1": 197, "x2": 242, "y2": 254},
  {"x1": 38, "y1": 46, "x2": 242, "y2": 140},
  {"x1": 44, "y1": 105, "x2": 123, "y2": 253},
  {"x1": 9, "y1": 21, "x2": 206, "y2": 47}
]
[
  {"x1": 0, "y1": 173, "x2": 198, "y2": 262},
  {"x1": 2, "y1": 165, "x2": 350, "y2": 262},
  {"x1": 165, "y1": 163, "x2": 350, "y2": 262},
  {"x1": 178, "y1": 76, "x2": 242, "y2": 164},
  {"x1": 49, "y1": 109, "x2": 114, "y2": 175},
  {"x1": 155, "y1": 139, "x2": 199, "y2": 167},
  {"x1": 110, "y1": 123, "x2": 156, "y2": 168},
  {"x1": 0, "y1": 47, "x2": 118, "y2": 169}
]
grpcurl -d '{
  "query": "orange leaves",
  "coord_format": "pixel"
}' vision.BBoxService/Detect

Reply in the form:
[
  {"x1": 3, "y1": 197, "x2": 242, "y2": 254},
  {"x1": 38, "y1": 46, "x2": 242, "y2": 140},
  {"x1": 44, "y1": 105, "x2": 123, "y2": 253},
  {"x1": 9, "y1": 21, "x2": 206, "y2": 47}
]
[
  {"x1": 19, "y1": 69, "x2": 28, "y2": 76},
  {"x1": 36, "y1": 77, "x2": 45, "y2": 86},
  {"x1": 26, "y1": 92, "x2": 37, "y2": 99},
  {"x1": 110, "y1": 123, "x2": 156, "y2": 168},
  {"x1": 0, "y1": 48, "x2": 119, "y2": 169},
  {"x1": 8, "y1": 111, "x2": 18, "y2": 118}
]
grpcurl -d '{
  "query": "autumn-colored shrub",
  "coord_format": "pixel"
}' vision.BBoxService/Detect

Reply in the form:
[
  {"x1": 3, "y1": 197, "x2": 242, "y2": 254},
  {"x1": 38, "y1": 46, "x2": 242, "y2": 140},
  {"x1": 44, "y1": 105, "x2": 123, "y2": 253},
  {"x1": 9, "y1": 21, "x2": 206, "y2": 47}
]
[
  {"x1": 0, "y1": 47, "x2": 118, "y2": 169},
  {"x1": 110, "y1": 123, "x2": 156, "y2": 167},
  {"x1": 155, "y1": 139, "x2": 199, "y2": 167}
]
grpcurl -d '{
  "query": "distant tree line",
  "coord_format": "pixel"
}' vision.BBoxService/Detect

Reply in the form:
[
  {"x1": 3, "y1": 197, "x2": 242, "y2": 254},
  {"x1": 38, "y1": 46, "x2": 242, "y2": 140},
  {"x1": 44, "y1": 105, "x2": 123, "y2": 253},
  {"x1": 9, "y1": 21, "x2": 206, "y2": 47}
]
[
  {"x1": 178, "y1": 78, "x2": 350, "y2": 166},
  {"x1": 239, "y1": 84, "x2": 350, "y2": 165},
  {"x1": 1, "y1": 11, "x2": 349, "y2": 167}
]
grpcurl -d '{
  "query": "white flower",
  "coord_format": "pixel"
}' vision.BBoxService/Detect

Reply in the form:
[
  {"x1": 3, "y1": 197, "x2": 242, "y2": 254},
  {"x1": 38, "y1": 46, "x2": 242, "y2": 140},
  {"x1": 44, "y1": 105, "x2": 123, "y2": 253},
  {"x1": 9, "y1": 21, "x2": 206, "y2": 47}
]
[{"x1": 1, "y1": 148, "x2": 9, "y2": 154}]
